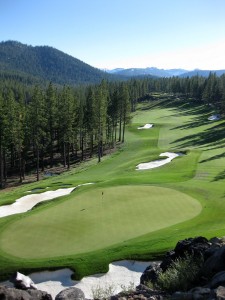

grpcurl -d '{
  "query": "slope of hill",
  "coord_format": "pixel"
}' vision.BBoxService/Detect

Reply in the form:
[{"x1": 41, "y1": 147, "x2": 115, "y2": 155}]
[{"x1": 0, "y1": 40, "x2": 117, "y2": 85}]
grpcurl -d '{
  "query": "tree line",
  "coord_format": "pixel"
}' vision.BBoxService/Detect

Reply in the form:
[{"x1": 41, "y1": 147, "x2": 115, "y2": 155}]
[
  {"x1": 0, "y1": 72, "x2": 225, "y2": 188},
  {"x1": 0, "y1": 79, "x2": 132, "y2": 187},
  {"x1": 138, "y1": 72, "x2": 225, "y2": 111}
]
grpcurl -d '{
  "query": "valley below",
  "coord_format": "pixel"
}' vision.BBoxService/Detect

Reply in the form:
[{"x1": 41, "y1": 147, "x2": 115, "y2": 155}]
[{"x1": 1, "y1": 95, "x2": 225, "y2": 298}]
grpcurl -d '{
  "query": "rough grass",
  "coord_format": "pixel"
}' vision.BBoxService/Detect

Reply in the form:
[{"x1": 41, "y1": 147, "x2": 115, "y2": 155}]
[{"x1": 0, "y1": 96, "x2": 225, "y2": 279}]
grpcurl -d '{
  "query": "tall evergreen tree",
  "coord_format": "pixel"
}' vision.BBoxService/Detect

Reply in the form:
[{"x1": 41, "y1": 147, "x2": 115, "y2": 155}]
[
  {"x1": 29, "y1": 86, "x2": 46, "y2": 181},
  {"x1": 58, "y1": 86, "x2": 76, "y2": 169},
  {"x1": 94, "y1": 81, "x2": 108, "y2": 162},
  {"x1": 45, "y1": 82, "x2": 57, "y2": 168}
]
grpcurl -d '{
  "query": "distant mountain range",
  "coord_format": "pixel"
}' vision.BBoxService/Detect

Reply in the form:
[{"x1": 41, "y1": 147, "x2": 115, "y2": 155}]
[
  {"x1": 1, "y1": 40, "x2": 225, "y2": 87},
  {"x1": 0, "y1": 41, "x2": 118, "y2": 85},
  {"x1": 105, "y1": 67, "x2": 225, "y2": 78}
]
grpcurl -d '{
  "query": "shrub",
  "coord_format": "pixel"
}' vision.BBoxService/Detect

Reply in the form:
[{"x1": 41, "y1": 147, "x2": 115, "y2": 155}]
[
  {"x1": 157, "y1": 253, "x2": 204, "y2": 292},
  {"x1": 120, "y1": 281, "x2": 136, "y2": 295},
  {"x1": 91, "y1": 283, "x2": 116, "y2": 300}
]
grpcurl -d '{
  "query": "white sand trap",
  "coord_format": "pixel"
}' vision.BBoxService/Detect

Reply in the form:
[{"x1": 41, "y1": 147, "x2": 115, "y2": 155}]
[
  {"x1": 0, "y1": 183, "x2": 93, "y2": 218},
  {"x1": 136, "y1": 152, "x2": 182, "y2": 170},
  {"x1": 137, "y1": 123, "x2": 153, "y2": 129},
  {"x1": 208, "y1": 114, "x2": 221, "y2": 121},
  {"x1": 1, "y1": 261, "x2": 151, "y2": 299}
]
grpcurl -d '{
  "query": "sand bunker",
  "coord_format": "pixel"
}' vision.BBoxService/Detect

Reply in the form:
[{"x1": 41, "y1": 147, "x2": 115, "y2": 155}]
[
  {"x1": 208, "y1": 114, "x2": 221, "y2": 121},
  {"x1": 1, "y1": 261, "x2": 152, "y2": 299},
  {"x1": 136, "y1": 152, "x2": 182, "y2": 170},
  {"x1": 137, "y1": 123, "x2": 153, "y2": 129},
  {"x1": 0, "y1": 183, "x2": 93, "y2": 218}
]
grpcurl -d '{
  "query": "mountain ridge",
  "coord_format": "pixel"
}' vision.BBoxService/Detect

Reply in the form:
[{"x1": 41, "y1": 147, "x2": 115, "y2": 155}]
[
  {"x1": 105, "y1": 66, "x2": 225, "y2": 78},
  {"x1": 0, "y1": 40, "x2": 119, "y2": 85},
  {"x1": 1, "y1": 40, "x2": 225, "y2": 85}
]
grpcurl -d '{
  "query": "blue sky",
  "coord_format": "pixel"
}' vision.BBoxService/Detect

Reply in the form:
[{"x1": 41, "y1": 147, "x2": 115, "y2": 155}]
[{"x1": 1, "y1": 0, "x2": 225, "y2": 70}]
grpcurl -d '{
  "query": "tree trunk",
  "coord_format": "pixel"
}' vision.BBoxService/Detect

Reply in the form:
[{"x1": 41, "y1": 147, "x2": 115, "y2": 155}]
[
  {"x1": 36, "y1": 147, "x2": 40, "y2": 181},
  {"x1": 0, "y1": 139, "x2": 4, "y2": 188},
  {"x1": 90, "y1": 133, "x2": 93, "y2": 158},
  {"x1": 22, "y1": 157, "x2": 25, "y2": 180},
  {"x1": 41, "y1": 149, "x2": 45, "y2": 172},
  {"x1": 10, "y1": 144, "x2": 15, "y2": 168},
  {"x1": 98, "y1": 140, "x2": 101, "y2": 163},
  {"x1": 63, "y1": 142, "x2": 66, "y2": 167},
  {"x1": 122, "y1": 117, "x2": 126, "y2": 143},
  {"x1": 50, "y1": 139, "x2": 54, "y2": 168},
  {"x1": 81, "y1": 135, "x2": 84, "y2": 161},
  {"x1": 67, "y1": 143, "x2": 70, "y2": 169},
  {"x1": 3, "y1": 149, "x2": 7, "y2": 183},
  {"x1": 18, "y1": 150, "x2": 22, "y2": 183},
  {"x1": 119, "y1": 116, "x2": 122, "y2": 142}
]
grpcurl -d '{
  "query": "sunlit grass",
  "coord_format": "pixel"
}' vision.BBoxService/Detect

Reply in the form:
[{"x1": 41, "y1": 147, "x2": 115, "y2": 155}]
[{"x1": 1, "y1": 97, "x2": 225, "y2": 280}]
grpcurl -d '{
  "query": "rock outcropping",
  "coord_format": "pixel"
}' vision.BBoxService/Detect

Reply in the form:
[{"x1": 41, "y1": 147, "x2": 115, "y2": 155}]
[
  {"x1": 55, "y1": 287, "x2": 85, "y2": 300},
  {"x1": 0, "y1": 285, "x2": 52, "y2": 299},
  {"x1": 112, "y1": 236, "x2": 225, "y2": 300}
]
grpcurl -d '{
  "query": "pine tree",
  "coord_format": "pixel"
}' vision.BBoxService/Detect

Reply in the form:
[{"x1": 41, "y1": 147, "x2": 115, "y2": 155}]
[
  {"x1": 29, "y1": 86, "x2": 46, "y2": 181},
  {"x1": 58, "y1": 86, "x2": 76, "y2": 169},
  {"x1": 45, "y1": 82, "x2": 57, "y2": 168},
  {"x1": 94, "y1": 81, "x2": 108, "y2": 162}
]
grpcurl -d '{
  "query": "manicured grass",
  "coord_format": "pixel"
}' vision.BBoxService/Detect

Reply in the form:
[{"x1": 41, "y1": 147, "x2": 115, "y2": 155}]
[
  {"x1": 0, "y1": 185, "x2": 201, "y2": 259},
  {"x1": 1, "y1": 96, "x2": 225, "y2": 280}
]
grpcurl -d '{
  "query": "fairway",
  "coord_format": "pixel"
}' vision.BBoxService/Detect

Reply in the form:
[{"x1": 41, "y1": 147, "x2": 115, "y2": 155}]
[
  {"x1": 1, "y1": 97, "x2": 225, "y2": 280},
  {"x1": 0, "y1": 185, "x2": 201, "y2": 259}
]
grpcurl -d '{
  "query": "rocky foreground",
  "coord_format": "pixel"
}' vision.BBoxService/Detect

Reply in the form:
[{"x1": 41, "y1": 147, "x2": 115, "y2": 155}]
[{"x1": 1, "y1": 236, "x2": 225, "y2": 299}]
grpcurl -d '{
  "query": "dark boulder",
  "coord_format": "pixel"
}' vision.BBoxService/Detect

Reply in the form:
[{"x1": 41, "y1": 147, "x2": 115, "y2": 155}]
[
  {"x1": 171, "y1": 287, "x2": 215, "y2": 300},
  {"x1": 140, "y1": 262, "x2": 161, "y2": 285},
  {"x1": 210, "y1": 271, "x2": 225, "y2": 289},
  {"x1": 0, "y1": 285, "x2": 52, "y2": 300},
  {"x1": 160, "y1": 236, "x2": 211, "y2": 271},
  {"x1": 55, "y1": 287, "x2": 85, "y2": 300},
  {"x1": 202, "y1": 246, "x2": 225, "y2": 278}
]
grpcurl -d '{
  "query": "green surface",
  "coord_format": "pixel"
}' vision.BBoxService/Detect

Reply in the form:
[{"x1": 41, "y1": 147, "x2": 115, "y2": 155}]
[
  {"x1": 0, "y1": 186, "x2": 201, "y2": 259},
  {"x1": 0, "y1": 96, "x2": 225, "y2": 279}
]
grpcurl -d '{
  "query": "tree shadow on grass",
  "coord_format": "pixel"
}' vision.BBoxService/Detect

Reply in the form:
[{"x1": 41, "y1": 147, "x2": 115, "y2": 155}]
[
  {"x1": 206, "y1": 140, "x2": 225, "y2": 151},
  {"x1": 152, "y1": 100, "x2": 212, "y2": 126},
  {"x1": 213, "y1": 170, "x2": 225, "y2": 182},
  {"x1": 171, "y1": 113, "x2": 213, "y2": 130},
  {"x1": 171, "y1": 122, "x2": 225, "y2": 150},
  {"x1": 162, "y1": 98, "x2": 210, "y2": 112},
  {"x1": 171, "y1": 104, "x2": 211, "y2": 118},
  {"x1": 200, "y1": 152, "x2": 225, "y2": 164}
]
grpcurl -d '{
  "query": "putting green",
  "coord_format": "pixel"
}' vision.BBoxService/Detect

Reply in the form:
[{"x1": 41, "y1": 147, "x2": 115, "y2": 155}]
[{"x1": 0, "y1": 185, "x2": 201, "y2": 259}]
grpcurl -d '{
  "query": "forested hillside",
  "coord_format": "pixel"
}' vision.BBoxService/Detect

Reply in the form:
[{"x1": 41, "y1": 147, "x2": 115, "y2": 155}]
[
  {"x1": 0, "y1": 63, "x2": 225, "y2": 188},
  {"x1": 0, "y1": 41, "x2": 117, "y2": 85}
]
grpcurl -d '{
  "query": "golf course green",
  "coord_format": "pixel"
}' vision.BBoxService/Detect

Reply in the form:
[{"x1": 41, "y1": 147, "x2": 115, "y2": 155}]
[
  {"x1": 0, "y1": 186, "x2": 201, "y2": 259},
  {"x1": 0, "y1": 95, "x2": 225, "y2": 279}
]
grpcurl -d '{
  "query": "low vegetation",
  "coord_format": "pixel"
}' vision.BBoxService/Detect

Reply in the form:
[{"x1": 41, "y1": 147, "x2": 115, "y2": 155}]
[{"x1": 157, "y1": 253, "x2": 204, "y2": 292}]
